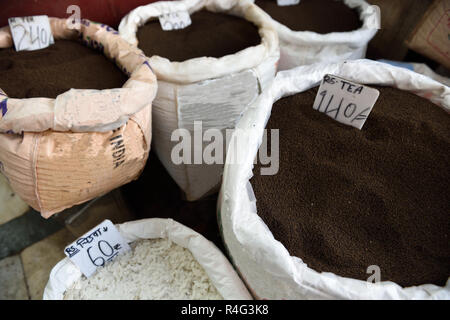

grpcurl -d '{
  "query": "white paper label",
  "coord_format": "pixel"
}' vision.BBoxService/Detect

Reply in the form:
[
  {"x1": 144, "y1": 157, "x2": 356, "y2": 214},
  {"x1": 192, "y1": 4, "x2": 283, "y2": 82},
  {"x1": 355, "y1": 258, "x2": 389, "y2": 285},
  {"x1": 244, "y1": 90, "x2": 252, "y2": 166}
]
[
  {"x1": 64, "y1": 220, "x2": 130, "y2": 278},
  {"x1": 159, "y1": 11, "x2": 192, "y2": 31},
  {"x1": 312, "y1": 74, "x2": 380, "y2": 130},
  {"x1": 277, "y1": 0, "x2": 300, "y2": 6},
  {"x1": 8, "y1": 15, "x2": 55, "y2": 52}
]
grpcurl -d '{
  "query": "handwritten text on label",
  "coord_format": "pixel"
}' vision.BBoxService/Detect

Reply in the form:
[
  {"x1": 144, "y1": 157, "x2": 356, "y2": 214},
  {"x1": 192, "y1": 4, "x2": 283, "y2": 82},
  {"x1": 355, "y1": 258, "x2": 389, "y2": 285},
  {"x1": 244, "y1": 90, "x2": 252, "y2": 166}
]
[
  {"x1": 159, "y1": 11, "x2": 192, "y2": 31},
  {"x1": 312, "y1": 74, "x2": 380, "y2": 130},
  {"x1": 64, "y1": 220, "x2": 130, "y2": 278},
  {"x1": 277, "y1": 0, "x2": 300, "y2": 6},
  {"x1": 8, "y1": 16, "x2": 55, "y2": 51}
]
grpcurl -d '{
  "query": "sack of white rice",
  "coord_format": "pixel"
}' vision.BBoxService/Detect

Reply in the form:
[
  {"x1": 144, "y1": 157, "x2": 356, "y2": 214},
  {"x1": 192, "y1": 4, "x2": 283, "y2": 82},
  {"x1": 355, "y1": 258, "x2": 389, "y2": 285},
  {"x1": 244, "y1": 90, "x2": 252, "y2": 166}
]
[
  {"x1": 119, "y1": 0, "x2": 279, "y2": 201},
  {"x1": 0, "y1": 18, "x2": 157, "y2": 218},
  {"x1": 251, "y1": 0, "x2": 379, "y2": 70},
  {"x1": 44, "y1": 218, "x2": 252, "y2": 300}
]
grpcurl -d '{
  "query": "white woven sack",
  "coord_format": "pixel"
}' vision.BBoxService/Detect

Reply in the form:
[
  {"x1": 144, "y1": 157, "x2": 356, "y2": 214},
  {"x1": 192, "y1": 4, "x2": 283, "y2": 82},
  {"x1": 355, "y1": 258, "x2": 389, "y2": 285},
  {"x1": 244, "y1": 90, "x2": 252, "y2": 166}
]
[
  {"x1": 119, "y1": 0, "x2": 280, "y2": 200},
  {"x1": 250, "y1": 0, "x2": 380, "y2": 70},
  {"x1": 377, "y1": 59, "x2": 450, "y2": 87},
  {"x1": 218, "y1": 59, "x2": 450, "y2": 299},
  {"x1": 43, "y1": 218, "x2": 253, "y2": 300}
]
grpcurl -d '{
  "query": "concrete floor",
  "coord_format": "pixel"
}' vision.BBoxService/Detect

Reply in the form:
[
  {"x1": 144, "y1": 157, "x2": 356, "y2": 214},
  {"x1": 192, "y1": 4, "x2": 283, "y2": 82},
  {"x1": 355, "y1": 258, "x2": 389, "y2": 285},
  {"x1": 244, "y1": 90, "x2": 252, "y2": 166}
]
[{"x1": 0, "y1": 175, "x2": 75, "y2": 300}]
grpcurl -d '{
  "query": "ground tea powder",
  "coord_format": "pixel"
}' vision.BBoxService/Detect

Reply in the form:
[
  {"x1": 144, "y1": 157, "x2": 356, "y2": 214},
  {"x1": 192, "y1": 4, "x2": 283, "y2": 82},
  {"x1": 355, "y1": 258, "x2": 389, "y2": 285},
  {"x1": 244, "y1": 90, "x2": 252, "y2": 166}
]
[
  {"x1": 252, "y1": 86, "x2": 450, "y2": 287},
  {"x1": 136, "y1": 10, "x2": 261, "y2": 62},
  {"x1": 0, "y1": 40, "x2": 127, "y2": 99},
  {"x1": 255, "y1": 0, "x2": 362, "y2": 34}
]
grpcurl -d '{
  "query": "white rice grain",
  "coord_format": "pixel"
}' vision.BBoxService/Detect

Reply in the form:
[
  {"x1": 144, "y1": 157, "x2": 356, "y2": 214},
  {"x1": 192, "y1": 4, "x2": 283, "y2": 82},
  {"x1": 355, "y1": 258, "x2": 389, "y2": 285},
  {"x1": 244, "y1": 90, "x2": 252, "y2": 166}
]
[{"x1": 64, "y1": 239, "x2": 223, "y2": 300}]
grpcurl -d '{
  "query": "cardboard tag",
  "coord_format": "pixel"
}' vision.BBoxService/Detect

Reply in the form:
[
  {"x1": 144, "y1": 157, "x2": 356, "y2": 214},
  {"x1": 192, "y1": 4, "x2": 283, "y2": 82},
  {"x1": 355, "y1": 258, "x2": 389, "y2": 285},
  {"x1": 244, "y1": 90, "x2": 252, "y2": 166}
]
[
  {"x1": 159, "y1": 11, "x2": 192, "y2": 31},
  {"x1": 8, "y1": 15, "x2": 55, "y2": 51},
  {"x1": 64, "y1": 220, "x2": 130, "y2": 278},
  {"x1": 277, "y1": 0, "x2": 300, "y2": 6},
  {"x1": 312, "y1": 74, "x2": 380, "y2": 130}
]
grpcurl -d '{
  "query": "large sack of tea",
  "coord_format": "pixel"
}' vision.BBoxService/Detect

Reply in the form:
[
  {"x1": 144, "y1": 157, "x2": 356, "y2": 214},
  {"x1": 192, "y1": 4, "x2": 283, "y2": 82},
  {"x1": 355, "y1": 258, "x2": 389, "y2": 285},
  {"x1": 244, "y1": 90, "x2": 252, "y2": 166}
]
[
  {"x1": 251, "y1": 0, "x2": 379, "y2": 70},
  {"x1": 0, "y1": 18, "x2": 157, "y2": 218},
  {"x1": 218, "y1": 59, "x2": 450, "y2": 299},
  {"x1": 119, "y1": 0, "x2": 279, "y2": 201}
]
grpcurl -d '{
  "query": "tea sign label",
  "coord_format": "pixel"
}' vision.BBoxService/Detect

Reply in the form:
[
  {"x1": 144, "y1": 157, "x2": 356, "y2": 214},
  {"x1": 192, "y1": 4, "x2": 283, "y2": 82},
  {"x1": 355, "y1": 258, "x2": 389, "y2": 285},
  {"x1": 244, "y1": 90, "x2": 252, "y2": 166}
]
[
  {"x1": 312, "y1": 74, "x2": 380, "y2": 130},
  {"x1": 64, "y1": 220, "x2": 130, "y2": 278},
  {"x1": 277, "y1": 0, "x2": 300, "y2": 6},
  {"x1": 159, "y1": 11, "x2": 192, "y2": 31},
  {"x1": 8, "y1": 15, "x2": 55, "y2": 51}
]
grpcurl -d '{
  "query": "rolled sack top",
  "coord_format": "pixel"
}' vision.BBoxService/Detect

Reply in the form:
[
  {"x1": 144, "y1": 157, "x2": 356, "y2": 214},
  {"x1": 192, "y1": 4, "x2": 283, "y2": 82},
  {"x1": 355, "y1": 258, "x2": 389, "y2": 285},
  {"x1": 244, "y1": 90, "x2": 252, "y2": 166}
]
[
  {"x1": 219, "y1": 59, "x2": 450, "y2": 300},
  {"x1": 0, "y1": 18, "x2": 157, "y2": 134},
  {"x1": 266, "y1": 0, "x2": 379, "y2": 46},
  {"x1": 118, "y1": 0, "x2": 279, "y2": 84},
  {"x1": 250, "y1": 0, "x2": 380, "y2": 69}
]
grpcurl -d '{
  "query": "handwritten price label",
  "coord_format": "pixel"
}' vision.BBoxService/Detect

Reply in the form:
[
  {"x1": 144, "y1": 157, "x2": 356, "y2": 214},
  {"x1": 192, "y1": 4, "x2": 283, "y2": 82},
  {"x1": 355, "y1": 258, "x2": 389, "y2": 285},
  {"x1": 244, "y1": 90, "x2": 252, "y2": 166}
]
[
  {"x1": 8, "y1": 15, "x2": 55, "y2": 52},
  {"x1": 64, "y1": 220, "x2": 130, "y2": 278},
  {"x1": 277, "y1": 0, "x2": 300, "y2": 6},
  {"x1": 159, "y1": 11, "x2": 192, "y2": 31},
  {"x1": 312, "y1": 74, "x2": 380, "y2": 130}
]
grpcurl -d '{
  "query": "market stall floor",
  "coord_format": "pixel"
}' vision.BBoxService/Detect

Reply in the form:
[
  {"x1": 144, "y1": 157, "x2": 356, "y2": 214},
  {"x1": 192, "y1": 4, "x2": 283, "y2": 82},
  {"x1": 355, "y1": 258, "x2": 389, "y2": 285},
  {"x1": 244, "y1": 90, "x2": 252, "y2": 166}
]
[{"x1": 0, "y1": 179, "x2": 73, "y2": 300}]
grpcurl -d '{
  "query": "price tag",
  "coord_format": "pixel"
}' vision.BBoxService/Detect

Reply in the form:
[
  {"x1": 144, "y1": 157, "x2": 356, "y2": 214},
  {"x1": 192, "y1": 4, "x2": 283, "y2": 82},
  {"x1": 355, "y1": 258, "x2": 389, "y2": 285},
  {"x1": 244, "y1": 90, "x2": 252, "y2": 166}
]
[
  {"x1": 159, "y1": 11, "x2": 192, "y2": 31},
  {"x1": 277, "y1": 0, "x2": 300, "y2": 6},
  {"x1": 64, "y1": 220, "x2": 130, "y2": 278},
  {"x1": 8, "y1": 15, "x2": 55, "y2": 52},
  {"x1": 312, "y1": 74, "x2": 380, "y2": 130}
]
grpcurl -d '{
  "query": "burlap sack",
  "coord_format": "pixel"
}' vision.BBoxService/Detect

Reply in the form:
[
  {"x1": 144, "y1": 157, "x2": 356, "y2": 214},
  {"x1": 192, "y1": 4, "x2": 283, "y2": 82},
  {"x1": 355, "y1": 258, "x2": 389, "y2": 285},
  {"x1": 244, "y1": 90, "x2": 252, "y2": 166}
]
[
  {"x1": 0, "y1": 18, "x2": 157, "y2": 218},
  {"x1": 218, "y1": 59, "x2": 450, "y2": 299},
  {"x1": 406, "y1": 0, "x2": 450, "y2": 70},
  {"x1": 119, "y1": 0, "x2": 279, "y2": 201},
  {"x1": 250, "y1": 0, "x2": 380, "y2": 70}
]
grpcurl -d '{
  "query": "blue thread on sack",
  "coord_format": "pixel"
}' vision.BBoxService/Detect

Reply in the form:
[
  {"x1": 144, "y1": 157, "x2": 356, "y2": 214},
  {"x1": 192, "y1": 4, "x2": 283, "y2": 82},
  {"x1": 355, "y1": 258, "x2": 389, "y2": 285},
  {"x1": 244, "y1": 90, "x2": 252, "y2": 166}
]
[{"x1": 0, "y1": 99, "x2": 7, "y2": 117}]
